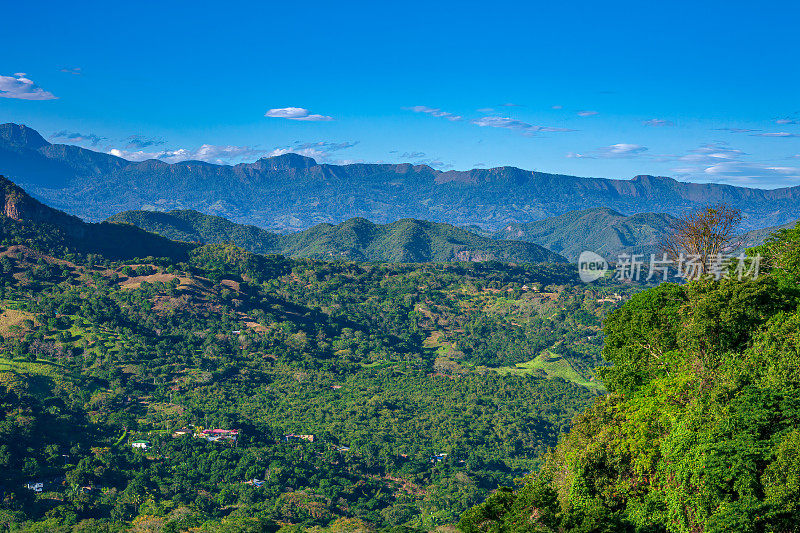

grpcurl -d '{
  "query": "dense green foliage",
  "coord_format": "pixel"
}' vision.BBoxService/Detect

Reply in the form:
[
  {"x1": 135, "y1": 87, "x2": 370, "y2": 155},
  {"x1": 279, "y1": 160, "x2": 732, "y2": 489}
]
[
  {"x1": 0, "y1": 228, "x2": 633, "y2": 532},
  {"x1": 495, "y1": 208, "x2": 676, "y2": 262},
  {"x1": 459, "y1": 225, "x2": 800, "y2": 532},
  {"x1": 108, "y1": 211, "x2": 566, "y2": 264}
]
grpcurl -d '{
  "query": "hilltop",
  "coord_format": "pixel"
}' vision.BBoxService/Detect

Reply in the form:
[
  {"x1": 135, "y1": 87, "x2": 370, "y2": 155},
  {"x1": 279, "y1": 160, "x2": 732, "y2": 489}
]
[
  {"x1": 4, "y1": 123, "x2": 800, "y2": 232},
  {"x1": 0, "y1": 174, "x2": 191, "y2": 260},
  {"x1": 496, "y1": 207, "x2": 677, "y2": 261},
  {"x1": 109, "y1": 209, "x2": 567, "y2": 263}
]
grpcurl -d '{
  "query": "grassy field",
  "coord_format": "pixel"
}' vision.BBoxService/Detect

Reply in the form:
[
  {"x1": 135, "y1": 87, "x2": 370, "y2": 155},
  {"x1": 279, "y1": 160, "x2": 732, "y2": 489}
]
[
  {"x1": 0, "y1": 356, "x2": 103, "y2": 397},
  {"x1": 0, "y1": 308, "x2": 37, "y2": 335},
  {"x1": 495, "y1": 351, "x2": 605, "y2": 392}
]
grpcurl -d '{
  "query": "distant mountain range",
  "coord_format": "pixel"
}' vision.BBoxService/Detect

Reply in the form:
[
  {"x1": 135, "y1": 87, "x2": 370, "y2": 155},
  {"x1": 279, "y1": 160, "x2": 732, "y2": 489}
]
[
  {"x1": 112, "y1": 206, "x2": 794, "y2": 264},
  {"x1": 3, "y1": 123, "x2": 800, "y2": 233},
  {"x1": 496, "y1": 207, "x2": 795, "y2": 261},
  {"x1": 109, "y1": 210, "x2": 566, "y2": 263}
]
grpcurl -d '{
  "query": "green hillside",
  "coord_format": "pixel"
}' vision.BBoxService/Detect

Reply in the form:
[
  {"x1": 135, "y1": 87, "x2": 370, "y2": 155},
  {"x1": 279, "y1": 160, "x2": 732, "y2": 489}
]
[
  {"x1": 0, "y1": 175, "x2": 638, "y2": 531},
  {"x1": 496, "y1": 207, "x2": 677, "y2": 261},
  {"x1": 460, "y1": 225, "x2": 800, "y2": 532},
  {"x1": 0, "y1": 175, "x2": 191, "y2": 261},
  {"x1": 109, "y1": 209, "x2": 567, "y2": 263}
]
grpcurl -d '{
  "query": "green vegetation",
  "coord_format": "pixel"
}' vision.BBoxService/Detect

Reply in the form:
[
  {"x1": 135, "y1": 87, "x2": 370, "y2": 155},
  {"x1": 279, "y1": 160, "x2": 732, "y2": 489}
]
[
  {"x1": 495, "y1": 207, "x2": 677, "y2": 262},
  {"x1": 459, "y1": 224, "x2": 800, "y2": 532},
  {"x1": 0, "y1": 186, "x2": 637, "y2": 532},
  {"x1": 109, "y1": 210, "x2": 566, "y2": 264},
  {"x1": 494, "y1": 351, "x2": 604, "y2": 393}
]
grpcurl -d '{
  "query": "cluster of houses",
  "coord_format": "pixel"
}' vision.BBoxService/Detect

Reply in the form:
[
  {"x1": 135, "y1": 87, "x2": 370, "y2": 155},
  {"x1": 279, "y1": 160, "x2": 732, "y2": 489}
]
[
  {"x1": 130, "y1": 427, "x2": 240, "y2": 450},
  {"x1": 170, "y1": 427, "x2": 239, "y2": 443},
  {"x1": 196, "y1": 428, "x2": 239, "y2": 443},
  {"x1": 284, "y1": 433, "x2": 314, "y2": 443}
]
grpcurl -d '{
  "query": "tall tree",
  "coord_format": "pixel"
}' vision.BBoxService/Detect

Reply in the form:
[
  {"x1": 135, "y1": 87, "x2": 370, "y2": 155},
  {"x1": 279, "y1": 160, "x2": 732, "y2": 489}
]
[{"x1": 660, "y1": 203, "x2": 742, "y2": 277}]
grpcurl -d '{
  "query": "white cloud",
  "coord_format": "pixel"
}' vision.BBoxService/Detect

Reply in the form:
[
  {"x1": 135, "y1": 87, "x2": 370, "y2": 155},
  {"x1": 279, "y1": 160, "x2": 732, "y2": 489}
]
[
  {"x1": 0, "y1": 73, "x2": 57, "y2": 100},
  {"x1": 568, "y1": 143, "x2": 648, "y2": 159},
  {"x1": 643, "y1": 118, "x2": 675, "y2": 127},
  {"x1": 473, "y1": 116, "x2": 532, "y2": 130},
  {"x1": 108, "y1": 144, "x2": 267, "y2": 164},
  {"x1": 265, "y1": 107, "x2": 333, "y2": 121},
  {"x1": 604, "y1": 143, "x2": 647, "y2": 156},
  {"x1": 406, "y1": 105, "x2": 463, "y2": 121},
  {"x1": 60, "y1": 67, "x2": 82, "y2": 75},
  {"x1": 577, "y1": 110, "x2": 598, "y2": 117},
  {"x1": 776, "y1": 117, "x2": 799, "y2": 125}
]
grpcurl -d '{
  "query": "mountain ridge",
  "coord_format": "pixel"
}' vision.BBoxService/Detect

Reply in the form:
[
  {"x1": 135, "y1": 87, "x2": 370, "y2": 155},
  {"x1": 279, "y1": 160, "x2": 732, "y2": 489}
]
[
  {"x1": 109, "y1": 209, "x2": 568, "y2": 263},
  {"x1": 4, "y1": 123, "x2": 800, "y2": 232},
  {"x1": 0, "y1": 174, "x2": 191, "y2": 260}
]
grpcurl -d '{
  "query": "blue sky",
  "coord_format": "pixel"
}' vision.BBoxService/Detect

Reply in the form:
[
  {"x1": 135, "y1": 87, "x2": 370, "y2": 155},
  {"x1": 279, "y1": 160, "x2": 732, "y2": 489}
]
[{"x1": 2, "y1": 0, "x2": 799, "y2": 187}]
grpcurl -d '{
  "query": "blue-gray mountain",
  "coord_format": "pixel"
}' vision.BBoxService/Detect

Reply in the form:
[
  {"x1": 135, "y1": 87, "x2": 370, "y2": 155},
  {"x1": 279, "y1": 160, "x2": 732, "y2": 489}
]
[
  {"x1": 3, "y1": 122, "x2": 800, "y2": 232},
  {"x1": 496, "y1": 207, "x2": 795, "y2": 262}
]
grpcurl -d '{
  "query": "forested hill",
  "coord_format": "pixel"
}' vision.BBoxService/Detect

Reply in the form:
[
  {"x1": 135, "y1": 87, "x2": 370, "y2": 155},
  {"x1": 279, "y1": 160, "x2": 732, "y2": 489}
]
[
  {"x1": 0, "y1": 178, "x2": 642, "y2": 530},
  {"x1": 5, "y1": 122, "x2": 800, "y2": 232},
  {"x1": 109, "y1": 209, "x2": 567, "y2": 263},
  {"x1": 495, "y1": 207, "x2": 677, "y2": 261},
  {"x1": 459, "y1": 224, "x2": 800, "y2": 531},
  {"x1": 0, "y1": 174, "x2": 191, "y2": 260},
  {"x1": 496, "y1": 207, "x2": 792, "y2": 262}
]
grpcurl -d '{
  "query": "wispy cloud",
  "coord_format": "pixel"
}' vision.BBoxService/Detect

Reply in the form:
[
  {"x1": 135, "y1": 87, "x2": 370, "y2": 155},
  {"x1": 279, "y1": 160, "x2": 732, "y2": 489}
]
[
  {"x1": 407, "y1": 105, "x2": 572, "y2": 136},
  {"x1": 108, "y1": 144, "x2": 267, "y2": 164},
  {"x1": 0, "y1": 73, "x2": 57, "y2": 100},
  {"x1": 391, "y1": 150, "x2": 452, "y2": 169},
  {"x1": 51, "y1": 130, "x2": 106, "y2": 146},
  {"x1": 265, "y1": 140, "x2": 358, "y2": 163},
  {"x1": 714, "y1": 127, "x2": 761, "y2": 133},
  {"x1": 59, "y1": 67, "x2": 82, "y2": 75},
  {"x1": 472, "y1": 116, "x2": 574, "y2": 135},
  {"x1": 567, "y1": 143, "x2": 648, "y2": 159},
  {"x1": 671, "y1": 142, "x2": 800, "y2": 185},
  {"x1": 751, "y1": 132, "x2": 800, "y2": 138},
  {"x1": 265, "y1": 107, "x2": 333, "y2": 121},
  {"x1": 406, "y1": 105, "x2": 463, "y2": 121},
  {"x1": 125, "y1": 135, "x2": 166, "y2": 149},
  {"x1": 643, "y1": 118, "x2": 675, "y2": 127},
  {"x1": 577, "y1": 110, "x2": 598, "y2": 117},
  {"x1": 776, "y1": 115, "x2": 799, "y2": 125}
]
